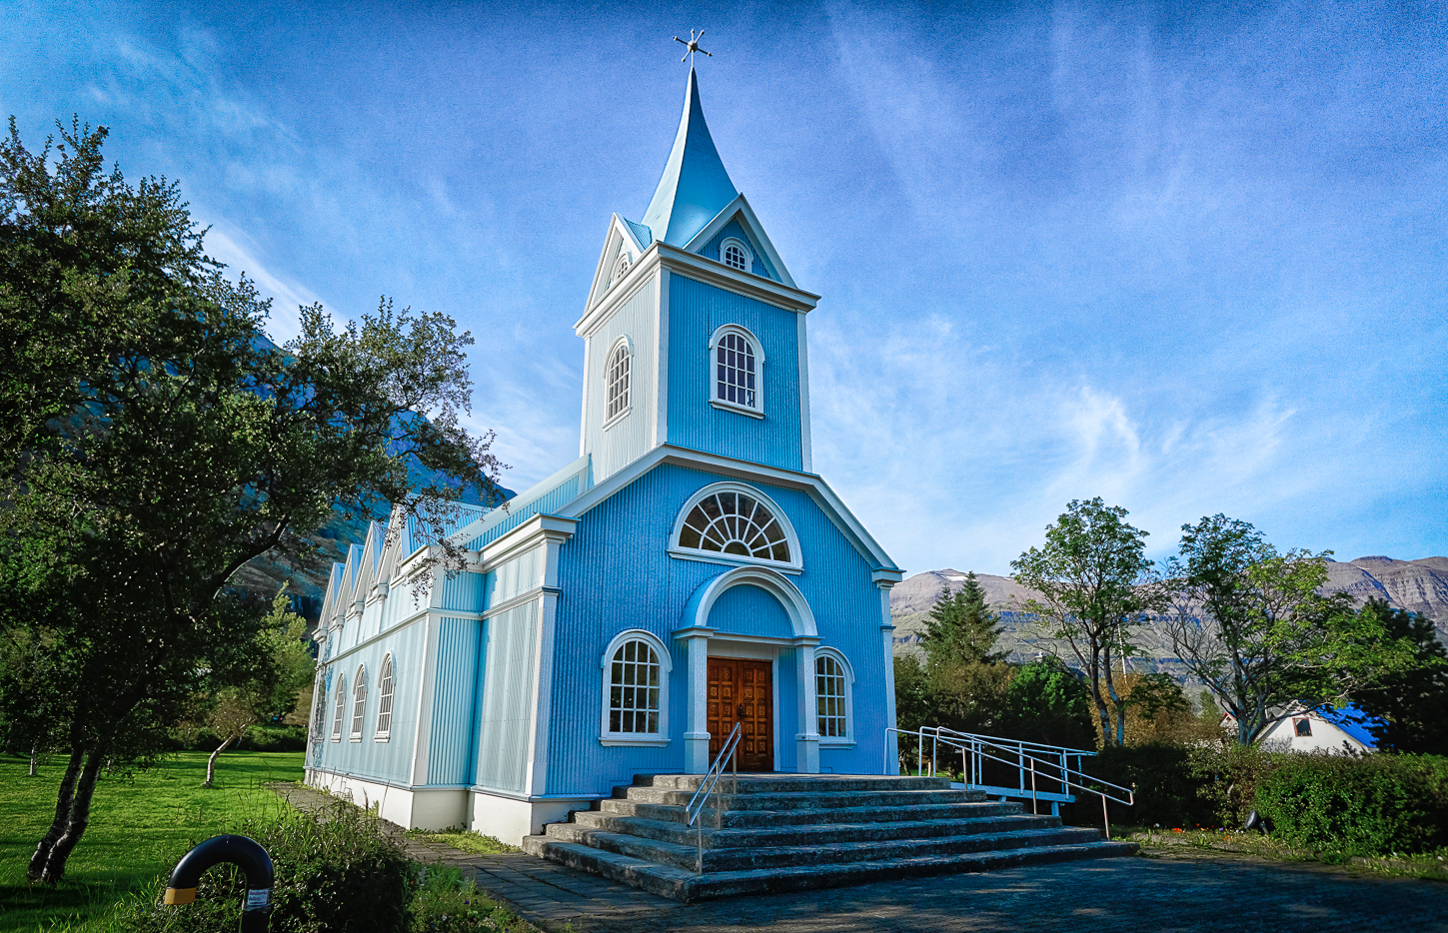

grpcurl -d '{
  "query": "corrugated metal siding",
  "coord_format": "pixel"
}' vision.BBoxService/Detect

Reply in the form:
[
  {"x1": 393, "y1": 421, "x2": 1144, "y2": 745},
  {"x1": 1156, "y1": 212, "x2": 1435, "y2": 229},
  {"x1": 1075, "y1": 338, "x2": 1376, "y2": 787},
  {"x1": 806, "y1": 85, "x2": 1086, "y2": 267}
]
[
  {"x1": 545, "y1": 462, "x2": 887, "y2": 794},
  {"x1": 464, "y1": 477, "x2": 584, "y2": 551},
  {"x1": 475, "y1": 599, "x2": 539, "y2": 794},
  {"x1": 698, "y1": 219, "x2": 780, "y2": 283},
  {"x1": 582, "y1": 277, "x2": 659, "y2": 482},
  {"x1": 426, "y1": 616, "x2": 482, "y2": 786},
  {"x1": 310, "y1": 617, "x2": 426, "y2": 786},
  {"x1": 482, "y1": 546, "x2": 542, "y2": 606},
  {"x1": 440, "y1": 570, "x2": 483, "y2": 612},
  {"x1": 706, "y1": 584, "x2": 794, "y2": 638},
  {"x1": 665, "y1": 275, "x2": 803, "y2": 471}
]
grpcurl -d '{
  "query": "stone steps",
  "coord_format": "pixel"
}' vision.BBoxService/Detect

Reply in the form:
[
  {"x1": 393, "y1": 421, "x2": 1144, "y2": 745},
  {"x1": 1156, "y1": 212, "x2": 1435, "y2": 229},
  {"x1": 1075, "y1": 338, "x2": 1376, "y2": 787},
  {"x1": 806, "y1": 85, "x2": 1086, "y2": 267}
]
[{"x1": 522, "y1": 773, "x2": 1136, "y2": 902}]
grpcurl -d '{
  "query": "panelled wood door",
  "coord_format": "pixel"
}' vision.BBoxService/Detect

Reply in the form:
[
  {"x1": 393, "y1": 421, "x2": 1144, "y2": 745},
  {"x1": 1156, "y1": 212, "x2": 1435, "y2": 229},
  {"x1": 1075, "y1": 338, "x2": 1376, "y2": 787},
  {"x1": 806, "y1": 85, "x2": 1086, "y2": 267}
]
[{"x1": 706, "y1": 657, "x2": 773, "y2": 772}]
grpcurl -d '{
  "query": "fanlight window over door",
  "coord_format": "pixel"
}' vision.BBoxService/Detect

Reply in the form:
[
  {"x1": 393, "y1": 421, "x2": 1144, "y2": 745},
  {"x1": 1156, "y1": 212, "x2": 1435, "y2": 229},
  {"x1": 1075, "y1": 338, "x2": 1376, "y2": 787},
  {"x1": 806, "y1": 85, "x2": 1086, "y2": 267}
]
[{"x1": 678, "y1": 490, "x2": 790, "y2": 563}]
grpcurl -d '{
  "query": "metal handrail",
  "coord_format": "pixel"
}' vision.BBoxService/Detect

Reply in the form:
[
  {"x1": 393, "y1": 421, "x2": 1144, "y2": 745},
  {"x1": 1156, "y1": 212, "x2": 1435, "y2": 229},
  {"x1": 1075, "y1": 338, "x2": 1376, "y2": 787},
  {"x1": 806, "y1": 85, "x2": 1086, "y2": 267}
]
[
  {"x1": 684, "y1": 721, "x2": 742, "y2": 875},
  {"x1": 886, "y1": 726, "x2": 1134, "y2": 837}
]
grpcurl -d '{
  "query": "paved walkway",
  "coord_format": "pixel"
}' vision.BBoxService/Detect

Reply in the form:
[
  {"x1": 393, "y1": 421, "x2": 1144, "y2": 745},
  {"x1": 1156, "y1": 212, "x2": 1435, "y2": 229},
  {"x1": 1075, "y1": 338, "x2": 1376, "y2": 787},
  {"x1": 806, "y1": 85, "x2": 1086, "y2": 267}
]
[{"x1": 269, "y1": 784, "x2": 1448, "y2": 933}]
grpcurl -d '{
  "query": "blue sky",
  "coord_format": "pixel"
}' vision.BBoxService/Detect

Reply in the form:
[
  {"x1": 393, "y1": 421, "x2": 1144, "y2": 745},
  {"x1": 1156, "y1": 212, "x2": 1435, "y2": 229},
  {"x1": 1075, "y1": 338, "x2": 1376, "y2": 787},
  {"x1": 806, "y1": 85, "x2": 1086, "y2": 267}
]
[{"x1": 6, "y1": 1, "x2": 1445, "y2": 575}]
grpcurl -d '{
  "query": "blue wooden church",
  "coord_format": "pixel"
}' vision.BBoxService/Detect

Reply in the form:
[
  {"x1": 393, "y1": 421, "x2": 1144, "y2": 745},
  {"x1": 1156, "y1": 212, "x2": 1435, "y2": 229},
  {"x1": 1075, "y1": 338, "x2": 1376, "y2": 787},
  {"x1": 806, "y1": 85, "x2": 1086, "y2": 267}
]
[{"x1": 304, "y1": 67, "x2": 905, "y2": 845}]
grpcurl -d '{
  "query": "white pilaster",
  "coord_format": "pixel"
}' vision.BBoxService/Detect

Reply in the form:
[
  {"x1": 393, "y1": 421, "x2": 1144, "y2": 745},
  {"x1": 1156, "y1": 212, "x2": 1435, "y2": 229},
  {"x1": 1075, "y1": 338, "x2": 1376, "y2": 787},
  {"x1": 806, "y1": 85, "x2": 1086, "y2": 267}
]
[
  {"x1": 676, "y1": 625, "x2": 715, "y2": 773},
  {"x1": 875, "y1": 573, "x2": 902, "y2": 775},
  {"x1": 794, "y1": 642, "x2": 820, "y2": 773}
]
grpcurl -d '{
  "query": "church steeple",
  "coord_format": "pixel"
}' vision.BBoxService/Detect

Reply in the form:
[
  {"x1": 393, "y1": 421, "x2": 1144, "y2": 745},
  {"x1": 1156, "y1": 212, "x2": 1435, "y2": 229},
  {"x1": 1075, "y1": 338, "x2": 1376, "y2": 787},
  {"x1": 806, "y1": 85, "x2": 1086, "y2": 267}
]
[{"x1": 641, "y1": 68, "x2": 738, "y2": 247}]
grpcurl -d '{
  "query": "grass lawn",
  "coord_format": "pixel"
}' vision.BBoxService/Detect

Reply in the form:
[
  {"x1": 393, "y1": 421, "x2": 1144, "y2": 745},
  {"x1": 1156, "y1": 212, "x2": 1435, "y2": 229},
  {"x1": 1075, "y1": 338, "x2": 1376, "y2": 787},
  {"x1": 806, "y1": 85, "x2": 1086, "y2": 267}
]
[{"x1": 0, "y1": 750, "x2": 304, "y2": 932}]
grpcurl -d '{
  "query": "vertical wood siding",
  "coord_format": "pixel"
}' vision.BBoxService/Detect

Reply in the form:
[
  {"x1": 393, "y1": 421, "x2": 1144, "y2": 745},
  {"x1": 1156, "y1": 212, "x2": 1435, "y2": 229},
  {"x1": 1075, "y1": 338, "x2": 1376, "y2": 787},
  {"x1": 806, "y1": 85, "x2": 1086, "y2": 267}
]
[
  {"x1": 544, "y1": 463, "x2": 887, "y2": 794},
  {"x1": 698, "y1": 219, "x2": 781, "y2": 283},
  {"x1": 474, "y1": 598, "x2": 540, "y2": 794},
  {"x1": 310, "y1": 616, "x2": 426, "y2": 786},
  {"x1": 706, "y1": 584, "x2": 794, "y2": 638},
  {"x1": 665, "y1": 275, "x2": 803, "y2": 471},
  {"x1": 426, "y1": 616, "x2": 482, "y2": 786},
  {"x1": 582, "y1": 277, "x2": 659, "y2": 482}
]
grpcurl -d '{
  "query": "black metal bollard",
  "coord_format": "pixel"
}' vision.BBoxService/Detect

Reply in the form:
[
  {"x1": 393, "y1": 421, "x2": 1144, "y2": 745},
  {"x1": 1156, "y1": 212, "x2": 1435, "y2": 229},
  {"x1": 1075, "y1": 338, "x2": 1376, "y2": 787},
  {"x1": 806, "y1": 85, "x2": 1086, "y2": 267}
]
[{"x1": 163, "y1": 834, "x2": 274, "y2": 933}]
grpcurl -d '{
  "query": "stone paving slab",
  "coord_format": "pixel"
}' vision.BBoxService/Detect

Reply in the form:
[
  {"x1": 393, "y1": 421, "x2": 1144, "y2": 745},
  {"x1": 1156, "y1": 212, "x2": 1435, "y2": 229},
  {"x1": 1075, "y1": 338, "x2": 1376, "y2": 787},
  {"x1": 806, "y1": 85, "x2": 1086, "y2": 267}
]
[{"x1": 268, "y1": 783, "x2": 1448, "y2": 933}]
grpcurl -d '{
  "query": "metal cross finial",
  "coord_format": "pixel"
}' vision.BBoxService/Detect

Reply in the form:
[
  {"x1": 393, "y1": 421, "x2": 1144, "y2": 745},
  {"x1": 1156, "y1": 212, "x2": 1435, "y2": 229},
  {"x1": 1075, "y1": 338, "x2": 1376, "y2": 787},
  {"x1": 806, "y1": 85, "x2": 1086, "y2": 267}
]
[{"x1": 673, "y1": 29, "x2": 712, "y2": 66}]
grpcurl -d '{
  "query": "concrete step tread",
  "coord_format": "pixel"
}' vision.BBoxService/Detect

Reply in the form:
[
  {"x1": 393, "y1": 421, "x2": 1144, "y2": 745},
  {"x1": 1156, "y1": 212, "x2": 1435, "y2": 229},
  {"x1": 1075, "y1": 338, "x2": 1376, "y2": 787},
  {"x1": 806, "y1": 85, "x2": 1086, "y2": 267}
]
[
  {"x1": 564, "y1": 812, "x2": 1063, "y2": 846},
  {"x1": 598, "y1": 798, "x2": 1022, "y2": 826}
]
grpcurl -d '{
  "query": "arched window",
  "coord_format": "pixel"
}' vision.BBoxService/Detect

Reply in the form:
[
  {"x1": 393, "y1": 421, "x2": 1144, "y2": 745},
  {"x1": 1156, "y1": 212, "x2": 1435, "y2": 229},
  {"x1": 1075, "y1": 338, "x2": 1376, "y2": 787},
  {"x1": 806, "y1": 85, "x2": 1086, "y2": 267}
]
[
  {"x1": 815, "y1": 650, "x2": 853, "y2": 743},
  {"x1": 613, "y1": 252, "x2": 631, "y2": 283},
  {"x1": 375, "y1": 655, "x2": 395, "y2": 739},
  {"x1": 723, "y1": 241, "x2": 747, "y2": 271},
  {"x1": 709, "y1": 325, "x2": 763, "y2": 414},
  {"x1": 331, "y1": 674, "x2": 346, "y2": 741},
  {"x1": 600, "y1": 631, "x2": 671, "y2": 745},
  {"x1": 677, "y1": 488, "x2": 791, "y2": 563},
  {"x1": 605, "y1": 339, "x2": 631, "y2": 422},
  {"x1": 350, "y1": 666, "x2": 367, "y2": 740}
]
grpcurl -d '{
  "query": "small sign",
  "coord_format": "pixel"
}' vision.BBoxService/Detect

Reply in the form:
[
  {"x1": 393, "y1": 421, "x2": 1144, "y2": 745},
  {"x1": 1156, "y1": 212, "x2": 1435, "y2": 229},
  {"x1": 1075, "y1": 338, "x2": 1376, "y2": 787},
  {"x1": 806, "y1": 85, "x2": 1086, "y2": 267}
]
[{"x1": 245, "y1": 888, "x2": 271, "y2": 910}]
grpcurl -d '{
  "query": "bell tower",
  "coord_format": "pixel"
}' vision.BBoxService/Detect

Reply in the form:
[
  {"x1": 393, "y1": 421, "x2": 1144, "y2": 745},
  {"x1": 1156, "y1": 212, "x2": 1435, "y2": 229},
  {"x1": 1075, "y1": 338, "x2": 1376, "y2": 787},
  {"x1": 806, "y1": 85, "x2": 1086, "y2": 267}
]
[{"x1": 574, "y1": 66, "x2": 821, "y2": 484}]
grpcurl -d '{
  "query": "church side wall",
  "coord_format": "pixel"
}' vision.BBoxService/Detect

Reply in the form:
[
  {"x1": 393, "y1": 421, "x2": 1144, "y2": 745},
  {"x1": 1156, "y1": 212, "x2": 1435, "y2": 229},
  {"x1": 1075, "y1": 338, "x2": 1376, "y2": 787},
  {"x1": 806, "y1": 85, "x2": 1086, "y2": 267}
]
[
  {"x1": 665, "y1": 275, "x2": 804, "y2": 472},
  {"x1": 543, "y1": 463, "x2": 887, "y2": 796},
  {"x1": 581, "y1": 277, "x2": 658, "y2": 482}
]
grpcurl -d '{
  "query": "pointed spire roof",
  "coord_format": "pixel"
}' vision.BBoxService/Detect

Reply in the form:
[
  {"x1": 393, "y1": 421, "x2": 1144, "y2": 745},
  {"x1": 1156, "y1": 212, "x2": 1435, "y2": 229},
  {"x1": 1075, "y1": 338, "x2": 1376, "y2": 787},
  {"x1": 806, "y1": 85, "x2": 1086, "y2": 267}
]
[{"x1": 641, "y1": 67, "x2": 738, "y2": 247}]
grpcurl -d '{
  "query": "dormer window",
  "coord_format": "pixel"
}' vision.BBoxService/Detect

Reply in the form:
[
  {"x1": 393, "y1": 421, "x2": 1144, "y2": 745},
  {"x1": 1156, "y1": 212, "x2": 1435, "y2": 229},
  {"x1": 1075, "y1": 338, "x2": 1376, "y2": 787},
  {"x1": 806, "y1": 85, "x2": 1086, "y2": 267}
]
[
  {"x1": 708, "y1": 324, "x2": 764, "y2": 417},
  {"x1": 605, "y1": 337, "x2": 632, "y2": 424},
  {"x1": 720, "y1": 237, "x2": 751, "y2": 273}
]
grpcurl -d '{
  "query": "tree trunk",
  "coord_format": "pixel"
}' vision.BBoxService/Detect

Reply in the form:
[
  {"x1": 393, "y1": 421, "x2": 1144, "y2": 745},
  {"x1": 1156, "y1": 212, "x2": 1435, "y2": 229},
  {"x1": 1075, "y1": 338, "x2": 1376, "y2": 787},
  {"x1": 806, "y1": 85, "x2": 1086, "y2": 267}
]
[
  {"x1": 29, "y1": 746, "x2": 37, "y2": 777},
  {"x1": 203, "y1": 734, "x2": 236, "y2": 789},
  {"x1": 28, "y1": 746, "x2": 83, "y2": 882},
  {"x1": 33, "y1": 748, "x2": 102, "y2": 884}
]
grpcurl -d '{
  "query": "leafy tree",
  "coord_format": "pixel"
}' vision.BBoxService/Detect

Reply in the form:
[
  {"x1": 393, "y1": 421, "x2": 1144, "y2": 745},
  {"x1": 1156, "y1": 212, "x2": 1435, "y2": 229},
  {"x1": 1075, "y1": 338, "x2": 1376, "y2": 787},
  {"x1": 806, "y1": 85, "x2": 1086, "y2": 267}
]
[
  {"x1": 1011, "y1": 498, "x2": 1162, "y2": 747},
  {"x1": 996, "y1": 660, "x2": 1095, "y2": 749},
  {"x1": 0, "y1": 118, "x2": 501, "y2": 883},
  {"x1": 186, "y1": 587, "x2": 314, "y2": 788},
  {"x1": 920, "y1": 572, "x2": 1003, "y2": 669},
  {"x1": 1348, "y1": 599, "x2": 1448, "y2": 755},
  {"x1": 1161, "y1": 516, "x2": 1409, "y2": 746}
]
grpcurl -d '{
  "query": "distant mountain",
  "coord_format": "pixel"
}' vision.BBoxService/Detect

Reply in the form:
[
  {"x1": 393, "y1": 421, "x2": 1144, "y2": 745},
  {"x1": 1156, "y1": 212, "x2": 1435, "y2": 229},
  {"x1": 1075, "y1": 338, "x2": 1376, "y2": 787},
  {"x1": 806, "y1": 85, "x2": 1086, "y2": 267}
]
[{"x1": 890, "y1": 556, "x2": 1448, "y2": 668}]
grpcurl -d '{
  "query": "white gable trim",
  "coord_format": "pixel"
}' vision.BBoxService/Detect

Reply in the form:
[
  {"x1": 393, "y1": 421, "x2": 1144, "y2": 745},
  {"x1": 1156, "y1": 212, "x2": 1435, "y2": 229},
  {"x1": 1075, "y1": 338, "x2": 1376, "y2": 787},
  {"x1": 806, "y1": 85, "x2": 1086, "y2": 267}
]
[
  {"x1": 583, "y1": 214, "x2": 649, "y2": 313},
  {"x1": 682, "y1": 193, "x2": 798, "y2": 290},
  {"x1": 557, "y1": 444, "x2": 899, "y2": 574}
]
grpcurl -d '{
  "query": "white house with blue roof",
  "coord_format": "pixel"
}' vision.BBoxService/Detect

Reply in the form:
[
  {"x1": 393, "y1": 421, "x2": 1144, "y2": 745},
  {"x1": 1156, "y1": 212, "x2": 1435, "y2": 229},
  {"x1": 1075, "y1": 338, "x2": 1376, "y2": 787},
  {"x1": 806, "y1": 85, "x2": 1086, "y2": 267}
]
[{"x1": 304, "y1": 67, "x2": 904, "y2": 845}]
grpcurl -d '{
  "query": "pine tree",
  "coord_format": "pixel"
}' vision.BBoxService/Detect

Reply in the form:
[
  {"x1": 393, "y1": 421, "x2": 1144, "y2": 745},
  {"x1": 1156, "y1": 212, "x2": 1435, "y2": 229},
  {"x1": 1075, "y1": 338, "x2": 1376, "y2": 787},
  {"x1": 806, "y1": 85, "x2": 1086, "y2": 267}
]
[{"x1": 920, "y1": 572, "x2": 1004, "y2": 670}]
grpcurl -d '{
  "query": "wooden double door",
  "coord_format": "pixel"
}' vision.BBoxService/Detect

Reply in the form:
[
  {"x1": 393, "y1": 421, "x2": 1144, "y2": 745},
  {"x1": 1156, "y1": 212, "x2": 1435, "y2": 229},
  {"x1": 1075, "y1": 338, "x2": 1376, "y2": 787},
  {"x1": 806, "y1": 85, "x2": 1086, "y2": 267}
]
[{"x1": 706, "y1": 657, "x2": 773, "y2": 772}]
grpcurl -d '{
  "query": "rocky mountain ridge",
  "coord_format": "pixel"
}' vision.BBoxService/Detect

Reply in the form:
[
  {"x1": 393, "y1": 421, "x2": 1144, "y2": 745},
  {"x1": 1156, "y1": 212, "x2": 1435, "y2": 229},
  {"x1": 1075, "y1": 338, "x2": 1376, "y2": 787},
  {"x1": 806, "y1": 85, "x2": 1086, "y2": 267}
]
[{"x1": 891, "y1": 556, "x2": 1448, "y2": 663}]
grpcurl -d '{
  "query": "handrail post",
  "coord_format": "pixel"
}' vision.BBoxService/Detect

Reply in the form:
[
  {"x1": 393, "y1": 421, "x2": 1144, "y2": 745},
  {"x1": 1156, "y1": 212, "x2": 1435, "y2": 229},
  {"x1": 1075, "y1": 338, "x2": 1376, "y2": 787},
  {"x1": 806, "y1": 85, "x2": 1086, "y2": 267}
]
[
  {"x1": 1030, "y1": 758, "x2": 1038, "y2": 815},
  {"x1": 1101, "y1": 792, "x2": 1110, "y2": 839}
]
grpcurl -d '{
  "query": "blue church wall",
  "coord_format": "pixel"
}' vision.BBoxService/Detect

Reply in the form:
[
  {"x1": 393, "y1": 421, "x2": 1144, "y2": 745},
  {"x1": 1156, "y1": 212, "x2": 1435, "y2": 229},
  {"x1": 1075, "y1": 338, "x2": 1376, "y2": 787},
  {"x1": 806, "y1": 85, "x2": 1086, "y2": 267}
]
[
  {"x1": 706, "y1": 584, "x2": 794, "y2": 638},
  {"x1": 425, "y1": 615, "x2": 481, "y2": 786},
  {"x1": 462, "y1": 467, "x2": 588, "y2": 552},
  {"x1": 697, "y1": 219, "x2": 780, "y2": 283},
  {"x1": 474, "y1": 598, "x2": 540, "y2": 794},
  {"x1": 543, "y1": 462, "x2": 886, "y2": 794},
  {"x1": 310, "y1": 615, "x2": 427, "y2": 788},
  {"x1": 665, "y1": 275, "x2": 804, "y2": 472}
]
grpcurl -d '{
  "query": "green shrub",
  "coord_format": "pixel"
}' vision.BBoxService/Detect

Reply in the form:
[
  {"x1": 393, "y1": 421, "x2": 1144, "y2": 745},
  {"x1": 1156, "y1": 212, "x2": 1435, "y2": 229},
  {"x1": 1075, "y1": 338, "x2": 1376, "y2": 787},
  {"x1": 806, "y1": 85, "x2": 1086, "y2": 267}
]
[
  {"x1": 110, "y1": 802, "x2": 415, "y2": 932},
  {"x1": 1255, "y1": 753, "x2": 1448, "y2": 856},
  {"x1": 409, "y1": 865, "x2": 530, "y2": 932}
]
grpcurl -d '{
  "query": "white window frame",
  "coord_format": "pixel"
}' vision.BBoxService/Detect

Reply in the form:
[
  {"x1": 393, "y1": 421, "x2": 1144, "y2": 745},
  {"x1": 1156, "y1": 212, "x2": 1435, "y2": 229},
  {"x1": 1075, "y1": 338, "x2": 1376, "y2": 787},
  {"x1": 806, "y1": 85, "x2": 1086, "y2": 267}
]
[
  {"x1": 708, "y1": 324, "x2": 765, "y2": 418},
  {"x1": 349, "y1": 664, "x2": 366, "y2": 742},
  {"x1": 331, "y1": 673, "x2": 346, "y2": 742},
  {"x1": 668, "y1": 481, "x2": 803, "y2": 573},
  {"x1": 603, "y1": 335, "x2": 632, "y2": 428},
  {"x1": 814, "y1": 648, "x2": 855, "y2": 747},
  {"x1": 599, "y1": 629, "x2": 672, "y2": 746},
  {"x1": 612, "y1": 251, "x2": 632, "y2": 287},
  {"x1": 374, "y1": 654, "x2": 395, "y2": 742},
  {"x1": 719, "y1": 237, "x2": 753, "y2": 274}
]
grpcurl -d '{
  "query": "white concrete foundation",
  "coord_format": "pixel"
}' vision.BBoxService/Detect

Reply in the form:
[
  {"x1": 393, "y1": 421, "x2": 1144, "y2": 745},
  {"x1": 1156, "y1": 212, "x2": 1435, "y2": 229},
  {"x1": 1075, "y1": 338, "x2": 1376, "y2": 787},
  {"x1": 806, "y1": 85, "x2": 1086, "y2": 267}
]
[
  {"x1": 305, "y1": 769, "x2": 467, "y2": 830},
  {"x1": 468, "y1": 790, "x2": 600, "y2": 845}
]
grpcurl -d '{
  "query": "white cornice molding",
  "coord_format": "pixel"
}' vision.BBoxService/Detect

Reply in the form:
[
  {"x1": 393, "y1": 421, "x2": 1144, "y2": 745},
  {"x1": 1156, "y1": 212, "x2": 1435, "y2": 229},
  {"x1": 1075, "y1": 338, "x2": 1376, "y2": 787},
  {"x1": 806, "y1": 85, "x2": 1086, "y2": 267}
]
[
  {"x1": 557, "y1": 444, "x2": 899, "y2": 574},
  {"x1": 480, "y1": 513, "x2": 579, "y2": 570},
  {"x1": 657, "y1": 244, "x2": 818, "y2": 312}
]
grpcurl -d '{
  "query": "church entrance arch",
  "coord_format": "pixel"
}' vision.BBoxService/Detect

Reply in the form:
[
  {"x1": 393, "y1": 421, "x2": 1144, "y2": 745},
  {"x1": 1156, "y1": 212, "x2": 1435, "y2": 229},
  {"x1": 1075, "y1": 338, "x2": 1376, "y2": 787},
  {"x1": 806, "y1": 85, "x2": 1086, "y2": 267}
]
[{"x1": 707, "y1": 656, "x2": 773, "y2": 772}]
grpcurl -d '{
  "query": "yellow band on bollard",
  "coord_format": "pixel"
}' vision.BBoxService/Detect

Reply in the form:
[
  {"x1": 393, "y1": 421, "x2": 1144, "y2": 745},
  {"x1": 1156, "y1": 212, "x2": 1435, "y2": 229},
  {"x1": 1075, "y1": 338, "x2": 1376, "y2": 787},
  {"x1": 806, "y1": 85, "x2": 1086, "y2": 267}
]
[{"x1": 163, "y1": 887, "x2": 197, "y2": 905}]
